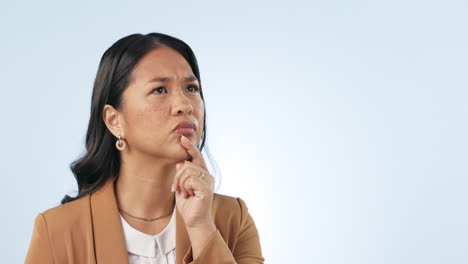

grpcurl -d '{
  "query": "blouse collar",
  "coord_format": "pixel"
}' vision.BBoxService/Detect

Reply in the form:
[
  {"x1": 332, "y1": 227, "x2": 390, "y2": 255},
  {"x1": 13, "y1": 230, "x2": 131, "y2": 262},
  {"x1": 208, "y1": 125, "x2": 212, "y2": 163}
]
[
  {"x1": 90, "y1": 177, "x2": 192, "y2": 264},
  {"x1": 120, "y1": 208, "x2": 176, "y2": 257}
]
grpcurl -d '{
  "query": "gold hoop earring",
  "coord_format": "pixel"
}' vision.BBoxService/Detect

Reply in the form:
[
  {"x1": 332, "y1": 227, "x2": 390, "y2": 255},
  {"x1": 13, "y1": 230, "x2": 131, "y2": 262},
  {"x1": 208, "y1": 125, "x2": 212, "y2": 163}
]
[{"x1": 116, "y1": 135, "x2": 126, "y2": 151}]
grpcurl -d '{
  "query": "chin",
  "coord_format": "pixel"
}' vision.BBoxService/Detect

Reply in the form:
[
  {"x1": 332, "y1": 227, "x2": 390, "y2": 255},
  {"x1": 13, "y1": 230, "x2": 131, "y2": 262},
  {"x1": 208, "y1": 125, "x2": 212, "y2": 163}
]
[{"x1": 173, "y1": 148, "x2": 191, "y2": 161}]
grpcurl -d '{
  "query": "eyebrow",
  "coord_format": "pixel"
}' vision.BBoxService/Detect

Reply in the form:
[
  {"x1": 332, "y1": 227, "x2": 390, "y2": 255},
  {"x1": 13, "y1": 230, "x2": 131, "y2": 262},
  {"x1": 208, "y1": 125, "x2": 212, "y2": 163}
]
[{"x1": 147, "y1": 76, "x2": 198, "y2": 83}]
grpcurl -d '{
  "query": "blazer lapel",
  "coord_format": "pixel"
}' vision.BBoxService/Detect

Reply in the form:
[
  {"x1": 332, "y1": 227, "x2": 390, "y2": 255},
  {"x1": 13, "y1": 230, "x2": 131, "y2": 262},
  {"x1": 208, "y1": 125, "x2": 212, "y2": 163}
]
[
  {"x1": 90, "y1": 177, "x2": 193, "y2": 263},
  {"x1": 90, "y1": 177, "x2": 129, "y2": 264}
]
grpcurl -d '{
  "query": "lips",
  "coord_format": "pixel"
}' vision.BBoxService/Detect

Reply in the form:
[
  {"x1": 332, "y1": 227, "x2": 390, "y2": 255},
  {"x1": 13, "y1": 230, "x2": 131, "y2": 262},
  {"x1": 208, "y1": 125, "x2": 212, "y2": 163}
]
[
  {"x1": 174, "y1": 120, "x2": 196, "y2": 130},
  {"x1": 173, "y1": 120, "x2": 196, "y2": 136}
]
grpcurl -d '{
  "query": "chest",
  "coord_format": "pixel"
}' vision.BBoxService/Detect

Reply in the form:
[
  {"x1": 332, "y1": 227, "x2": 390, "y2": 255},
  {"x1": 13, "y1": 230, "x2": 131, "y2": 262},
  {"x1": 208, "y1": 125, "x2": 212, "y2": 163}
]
[{"x1": 121, "y1": 214, "x2": 172, "y2": 236}]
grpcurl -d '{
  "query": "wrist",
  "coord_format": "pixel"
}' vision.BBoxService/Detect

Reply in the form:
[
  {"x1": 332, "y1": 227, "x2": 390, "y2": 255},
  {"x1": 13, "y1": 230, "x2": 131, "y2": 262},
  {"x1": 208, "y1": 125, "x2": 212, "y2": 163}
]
[
  {"x1": 185, "y1": 216, "x2": 215, "y2": 229},
  {"x1": 186, "y1": 223, "x2": 217, "y2": 259},
  {"x1": 186, "y1": 222, "x2": 216, "y2": 236}
]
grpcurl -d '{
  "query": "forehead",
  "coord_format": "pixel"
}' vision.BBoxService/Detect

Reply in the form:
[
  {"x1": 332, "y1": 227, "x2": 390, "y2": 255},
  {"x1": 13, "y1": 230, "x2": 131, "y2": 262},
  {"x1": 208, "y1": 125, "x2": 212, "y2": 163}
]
[{"x1": 131, "y1": 46, "x2": 195, "y2": 82}]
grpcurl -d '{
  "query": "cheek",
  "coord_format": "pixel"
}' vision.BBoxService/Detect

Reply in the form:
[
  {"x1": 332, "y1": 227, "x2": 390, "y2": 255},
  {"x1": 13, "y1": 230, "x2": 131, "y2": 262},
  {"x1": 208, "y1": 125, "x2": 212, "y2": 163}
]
[
  {"x1": 195, "y1": 99, "x2": 204, "y2": 115},
  {"x1": 136, "y1": 106, "x2": 166, "y2": 128},
  {"x1": 195, "y1": 101, "x2": 205, "y2": 137},
  {"x1": 126, "y1": 102, "x2": 167, "y2": 134}
]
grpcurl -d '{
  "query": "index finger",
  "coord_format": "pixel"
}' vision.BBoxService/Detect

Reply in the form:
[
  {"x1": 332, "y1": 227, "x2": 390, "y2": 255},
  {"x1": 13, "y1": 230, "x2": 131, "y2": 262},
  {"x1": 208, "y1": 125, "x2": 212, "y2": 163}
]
[{"x1": 180, "y1": 135, "x2": 207, "y2": 170}]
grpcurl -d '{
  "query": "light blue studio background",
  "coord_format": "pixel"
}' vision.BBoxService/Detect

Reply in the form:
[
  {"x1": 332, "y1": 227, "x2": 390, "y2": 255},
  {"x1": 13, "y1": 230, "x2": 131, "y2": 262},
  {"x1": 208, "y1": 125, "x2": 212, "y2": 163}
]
[{"x1": 1, "y1": 0, "x2": 467, "y2": 263}]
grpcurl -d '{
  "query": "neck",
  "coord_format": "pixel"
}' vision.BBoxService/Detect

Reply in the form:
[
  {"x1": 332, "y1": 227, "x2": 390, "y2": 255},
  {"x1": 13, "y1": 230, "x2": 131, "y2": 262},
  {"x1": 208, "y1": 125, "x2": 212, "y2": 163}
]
[{"x1": 114, "y1": 153, "x2": 178, "y2": 219}]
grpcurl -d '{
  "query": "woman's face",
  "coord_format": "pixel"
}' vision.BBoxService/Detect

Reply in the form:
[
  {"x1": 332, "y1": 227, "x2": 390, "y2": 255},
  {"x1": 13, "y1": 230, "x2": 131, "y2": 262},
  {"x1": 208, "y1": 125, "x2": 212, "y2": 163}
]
[{"x1": 114, "y1": 46, "x2": 204, "y2": 163}]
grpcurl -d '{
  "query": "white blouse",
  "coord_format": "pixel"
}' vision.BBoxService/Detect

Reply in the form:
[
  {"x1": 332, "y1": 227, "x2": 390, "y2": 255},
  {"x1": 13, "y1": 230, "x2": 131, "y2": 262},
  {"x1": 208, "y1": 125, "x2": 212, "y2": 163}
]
[{"x1": 119, "y1": 209, "x2": 176, "y2": 264}]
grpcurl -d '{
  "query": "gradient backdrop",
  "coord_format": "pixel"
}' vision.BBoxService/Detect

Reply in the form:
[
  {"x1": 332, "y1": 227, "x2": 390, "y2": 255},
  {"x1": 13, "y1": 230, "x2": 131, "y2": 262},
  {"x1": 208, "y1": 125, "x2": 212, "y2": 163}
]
[{"x1": 1, "y1": 0, "x2": 467, "y2": 263}]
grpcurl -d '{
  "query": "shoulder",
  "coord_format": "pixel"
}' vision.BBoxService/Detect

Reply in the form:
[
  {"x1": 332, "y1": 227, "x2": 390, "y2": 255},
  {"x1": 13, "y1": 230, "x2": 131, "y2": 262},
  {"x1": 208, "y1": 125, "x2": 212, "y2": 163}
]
[
  {"x1": 42, "y1": 194, "x2": 90, "y2": 218},
  {"x1": 38, "y1": 194, "x2": 92, "y2": 234},
  {"x1": 212, "y1": 193, "x2": 250, "y2": 214},
  {"x1": 211, "y1": 193, "x2": 260, "y2": 250},
  {"x1": 212, "y1": 193, "x2": 252, "y2": 229},
  {"x1": 27, "y1": 195, "x2": 95, "y2": 263}
]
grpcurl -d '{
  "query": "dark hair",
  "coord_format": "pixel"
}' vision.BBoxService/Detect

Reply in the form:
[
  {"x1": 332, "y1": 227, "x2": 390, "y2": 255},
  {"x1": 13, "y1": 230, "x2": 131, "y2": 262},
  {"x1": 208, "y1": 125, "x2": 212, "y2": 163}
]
[{"x1": 61, "y1": 33, "x2": 211, "y2": 204}]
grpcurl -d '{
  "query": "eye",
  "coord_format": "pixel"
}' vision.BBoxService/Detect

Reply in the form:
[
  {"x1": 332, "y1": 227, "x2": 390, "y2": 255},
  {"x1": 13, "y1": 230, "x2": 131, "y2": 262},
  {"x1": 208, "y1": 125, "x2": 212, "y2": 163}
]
[
  {"x1": 152, "y1": 87, "x2": 167, "y2": 94},
  {"x1": 187, "y1": 85, "x2": 200, "y2": 93}
]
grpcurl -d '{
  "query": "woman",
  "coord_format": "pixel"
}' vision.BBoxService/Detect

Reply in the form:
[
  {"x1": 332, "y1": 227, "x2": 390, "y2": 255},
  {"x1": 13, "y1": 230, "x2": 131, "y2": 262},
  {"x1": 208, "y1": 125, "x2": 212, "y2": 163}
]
[{"x1": 25, "y1": 33, "x2": 264, "y2": 264}]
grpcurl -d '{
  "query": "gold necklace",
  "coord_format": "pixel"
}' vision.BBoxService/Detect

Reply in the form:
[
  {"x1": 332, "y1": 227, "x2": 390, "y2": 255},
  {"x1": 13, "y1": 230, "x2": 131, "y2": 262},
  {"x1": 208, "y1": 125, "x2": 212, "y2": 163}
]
[{"x1": 119, "y1": 207, "x2": 175, "y2": 222}]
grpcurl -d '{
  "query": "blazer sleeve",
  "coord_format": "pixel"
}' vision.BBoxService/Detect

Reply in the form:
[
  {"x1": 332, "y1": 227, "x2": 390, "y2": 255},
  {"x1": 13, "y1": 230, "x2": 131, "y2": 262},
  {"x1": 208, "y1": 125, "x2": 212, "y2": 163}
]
[
  {"x1": 24, "y1": 213, "x2": 55, "y2": 264},
  {"x1": 183, "y1": 197, "x2": 265, "y2": 264}
]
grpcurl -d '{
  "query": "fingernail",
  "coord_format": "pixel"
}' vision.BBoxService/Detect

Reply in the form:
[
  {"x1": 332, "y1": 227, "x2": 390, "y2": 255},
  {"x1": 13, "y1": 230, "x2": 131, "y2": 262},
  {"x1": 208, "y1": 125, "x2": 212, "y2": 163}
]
[
  {"x1": 176, "y1": 163, "x2": 181, "y2": 170},
  {"x1": 171, "y1": 184, "x2": 175, "y2": 192},
  {"x1": 181, "y1": 135, "x2": 188, "y2": 141}
]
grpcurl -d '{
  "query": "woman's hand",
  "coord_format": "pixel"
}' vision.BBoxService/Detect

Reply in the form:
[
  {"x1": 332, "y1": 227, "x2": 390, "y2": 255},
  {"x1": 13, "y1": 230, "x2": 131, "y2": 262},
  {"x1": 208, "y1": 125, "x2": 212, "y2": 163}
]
[
  {"x1": 172, "y1": 135, "x2": 216, "y2": 229},
  {"x1": 172, "y1": 135, "x2": 217, "y2": 259}
]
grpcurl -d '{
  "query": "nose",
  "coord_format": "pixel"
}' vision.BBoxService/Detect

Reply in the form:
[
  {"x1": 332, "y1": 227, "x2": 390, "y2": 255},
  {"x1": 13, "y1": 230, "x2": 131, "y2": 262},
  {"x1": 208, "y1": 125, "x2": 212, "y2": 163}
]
[{"x1": 171, "y1": 92, "x2": 193, "y2": 115}]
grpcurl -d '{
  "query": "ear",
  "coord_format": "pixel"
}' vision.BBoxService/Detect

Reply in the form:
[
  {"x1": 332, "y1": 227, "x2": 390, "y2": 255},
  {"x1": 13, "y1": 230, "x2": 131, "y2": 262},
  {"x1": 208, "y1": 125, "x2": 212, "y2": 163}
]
[{"x1": 102, "y1": 104, "x2": 125, "y2": 138}]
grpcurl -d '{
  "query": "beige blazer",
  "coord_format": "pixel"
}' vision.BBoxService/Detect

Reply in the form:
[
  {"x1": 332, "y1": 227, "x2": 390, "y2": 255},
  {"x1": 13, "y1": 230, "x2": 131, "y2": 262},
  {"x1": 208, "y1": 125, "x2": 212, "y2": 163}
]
[{"x1": 25, "y1": 177, "x2": 264, "y2": 263}]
